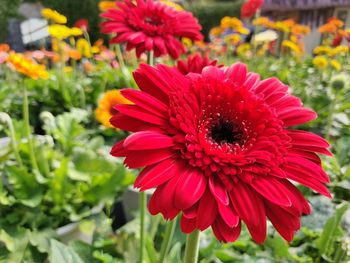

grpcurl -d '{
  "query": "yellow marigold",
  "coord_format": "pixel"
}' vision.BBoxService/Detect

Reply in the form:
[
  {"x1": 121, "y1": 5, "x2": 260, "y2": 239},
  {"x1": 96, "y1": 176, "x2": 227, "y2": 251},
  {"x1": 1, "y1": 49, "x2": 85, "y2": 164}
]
[
  {"x1": 313, "y1": 45, "x2": 331, "y2": 55},
  {"x1": 6, "y1": 52, "x2": 49, "y2": 79},
  {"x1": 331, "y1": 45, "x2": 349, "y2": 56},
  {"x1": 98, "y1": 1, "x2": 117, "y2": 12},
  {"x1": 48, "y1": 25, "x2": 83, "y2": 40},
  {"x1": 224, "y1": 33, "x2": 241, "y2": 45},
  {"x1": 282, "y1": 40, "x2": 302, "y2": 55},
  {"x1": 312, "y1": 56, "x2": 328, "y2": 69},
  {"x1": 330, "y1": 59, "x2": 341, "y2": 71},
  {"x1": 253, "y1": 17, "x2": 272, "y2": 27},
  {"x1": 274, "y1": 19, "x2": 295, "y2": 33},
  {"x1": 41, "y1": 8, "x2": 67, "y2": 24},
  {"x1": 76, "y1": 38, "x2": 92, "y2": 58},
  {"x1": 160, "y1": 0, "x2": 183, "y2": 11},
  {"x1": 220, "y1": 17, "x2": 249, "y2": 34},
  {"x1": 95, "y1": 90, "x2": 132, "y2": 128}
]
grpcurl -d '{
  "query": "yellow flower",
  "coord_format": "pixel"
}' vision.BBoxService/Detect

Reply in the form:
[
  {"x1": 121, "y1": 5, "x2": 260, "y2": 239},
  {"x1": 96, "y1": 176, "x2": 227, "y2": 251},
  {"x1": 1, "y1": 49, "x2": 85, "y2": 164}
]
[
  {"x1": 328, "y1": 45, "x2": 349, "y2": 56},
  {"x1": 236, "y1": 43, "x2": 251, "y2": 57},
  {"x1": 76, "y1": 38, "x2": 92, "y2": 58},
  {"x1": 41, "y1": 8, "x2": 67, "y2": 24},
  {"x1": 98, "y1": 1, "x2": 117, "y2": 12},
  {"x1": 313, "y1": 45, "x2": 331, "y2": 55},
  {"x1": 95, "y1": 90, "x2": 132, "y2": 128},
  {"x1": 220, "y1": 17, "x2": 249, "y2": 35},
  {"x1": 224, "y1": 33, "x2": 241, "y2": 45},
  {"x1": 274, "y1": 19, "x2": 295, "y2": 33},
  {"x1": 313, "y1": 56, "x2": 328, "y2": 69},
  {"x1": 182, "y1": 37, "x2": 193, "y2": 48},
  {"x1": 330, "y1": 59, "x2": 341, "y2": 71},
  {"x1": 48, "y1": 25, "x2": 83, "y2": 40},
  {"x1": 63, "y1": 66, "x2": 73, "y2": 73},
  {"x1": 209, "y1": 26, "x2": 223, "y2": 37},
  {"x1": 282, "y1": 40, "x2": 302, "y2": 55},
  {"x1": 253, "y1": 17, "x2": 273, "y2": 27},
  {"x1": 6, "y1": 52, "x2": 49, "y2": 79},
  {"x1": 160, "y1": 0, "x2": 183, "y2": 11}
]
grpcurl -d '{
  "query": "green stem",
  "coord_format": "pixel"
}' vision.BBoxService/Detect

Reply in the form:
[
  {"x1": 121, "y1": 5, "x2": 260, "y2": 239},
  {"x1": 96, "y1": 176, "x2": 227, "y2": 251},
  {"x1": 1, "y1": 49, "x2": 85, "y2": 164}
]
[
  {"x1": 325, "y1": 93, "x2": 337, "y2": 141},
  {"x1": 23, "y1": 84, "x2": 39, "y2": 171},
  {"x1": 0, "y1": 112, "x2": 23, "y2": 166},
  {"x1": 183, "y1": 230, "x2": 200, "y2": 263},
  {"x1": 158, "y1": 218, "x2": 177, "y2": 263},
  {"x1": 147, "y1": 50, "x2": 154, "y2": 66},
  {"x1": 139, "y1": 191, "x2": 146, "y2": 263}
]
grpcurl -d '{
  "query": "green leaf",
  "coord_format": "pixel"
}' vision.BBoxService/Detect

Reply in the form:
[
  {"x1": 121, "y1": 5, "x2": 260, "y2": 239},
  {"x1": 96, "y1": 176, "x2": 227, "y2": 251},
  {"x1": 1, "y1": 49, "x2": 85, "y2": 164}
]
[
  {"x1": 50, "y1": 239, "x2": 84, "y2": 263},
  {"x1": 5, "y1": 166, "x2": 43, "y2": 207},
  {"x1": 316, "y1": 202, "x2": 349, "y2": 257},
  {"x1": 265, "y1": 234, "x2": 290, "y2": 258}
]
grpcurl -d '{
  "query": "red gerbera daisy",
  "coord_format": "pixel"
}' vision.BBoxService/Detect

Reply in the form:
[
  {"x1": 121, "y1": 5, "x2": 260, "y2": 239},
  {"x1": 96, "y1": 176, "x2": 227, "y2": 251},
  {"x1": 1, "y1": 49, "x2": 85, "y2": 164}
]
[
  {"x1": 241, "y1": 0, "x2": 264, "y2": 19},
  {"x1": 176, "y1": 53, "x2": 218, "y2": 75},
  {"x1": 110, "y1": 62, "x2": 331, "y2": 243},
  {"x1": 100, "y1": 0, "x2": 203, "y2": 58}
]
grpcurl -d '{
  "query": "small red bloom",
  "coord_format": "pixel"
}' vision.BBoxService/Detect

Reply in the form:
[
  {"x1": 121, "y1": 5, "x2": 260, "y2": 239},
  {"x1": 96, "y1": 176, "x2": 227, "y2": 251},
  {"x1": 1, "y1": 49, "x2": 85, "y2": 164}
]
[
  {"x1": 110, "y1": 63, "x2": 331, "y2": 243},
  {"x1": 100, "y1": 0, "x2": 203, "y2": 58},
  {"x1": 74, "y1": 19, "x2": 89, "y2": 31},
  {"x1": 332, "y1": 34, "x2": 343, "y2": 47},
  {"x1": 241, "y1": 0, "x2": 264, "y2": 19},
  {"x1": 176, "y1": 53, "x2": 217, "y2": 75}
]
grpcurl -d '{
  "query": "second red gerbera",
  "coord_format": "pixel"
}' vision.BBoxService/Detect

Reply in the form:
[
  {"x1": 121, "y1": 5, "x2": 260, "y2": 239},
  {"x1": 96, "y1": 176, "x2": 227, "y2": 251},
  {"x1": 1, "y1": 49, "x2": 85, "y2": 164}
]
[{"x1": 100, "y1": 0, "x2": 203, "y2": 58}]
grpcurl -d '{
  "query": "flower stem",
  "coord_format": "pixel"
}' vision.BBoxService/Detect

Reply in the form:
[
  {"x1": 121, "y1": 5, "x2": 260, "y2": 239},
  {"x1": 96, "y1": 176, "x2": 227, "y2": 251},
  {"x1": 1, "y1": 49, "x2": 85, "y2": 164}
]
[
  {"x1": 139, "y1": 191, "x2": 146, "y2": 263},
  {"x1": 158, "y1": 218, "x2": 177, "y2": 263},
  {"x1": 183, "y1": 230, "x2": 200, "y2": 263},
  {"x1": 23, "y1": 84, "x2": 39, "y2": 171},
  {"x1": 325, "y1": 93, "x2": 337, "y2": 141},
  {"x1": 147, "y1": 50, "x2": 154, "y2": 66},
  {"x1": 0, "y1": 112, "x2": 22, "y2": 166}
]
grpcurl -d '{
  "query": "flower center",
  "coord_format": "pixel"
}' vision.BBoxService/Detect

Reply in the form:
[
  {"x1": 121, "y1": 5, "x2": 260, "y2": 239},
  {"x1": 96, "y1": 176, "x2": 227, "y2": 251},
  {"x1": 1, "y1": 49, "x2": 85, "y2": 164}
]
[
  {"x1": 144, "y1": 16, "x2": 162, "y2": 26},
  {"x1": 210, "y1": 119, "x2": 244, "y2": 146}
]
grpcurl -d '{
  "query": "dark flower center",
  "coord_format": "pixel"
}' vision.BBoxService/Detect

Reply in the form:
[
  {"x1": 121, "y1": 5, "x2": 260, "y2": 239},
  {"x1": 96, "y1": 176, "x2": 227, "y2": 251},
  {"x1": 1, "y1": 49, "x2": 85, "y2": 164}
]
[
  {"x1": 210, "y1": 119, "x2": 244, "y2": 145},
  {"x1": 144, "y1": 16, "x2": 162, "y2": 26}
]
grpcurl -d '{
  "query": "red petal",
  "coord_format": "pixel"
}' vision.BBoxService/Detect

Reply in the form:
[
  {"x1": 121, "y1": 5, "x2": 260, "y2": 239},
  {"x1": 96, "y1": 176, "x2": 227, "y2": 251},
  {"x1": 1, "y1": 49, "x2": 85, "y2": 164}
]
[
  {"x1": 174, "y1": 169, "x2": 207, "y2": 210},
  {"x1": 196, "y1": 189, "x2": 217, "y2": 231},
  {"x1": 250, "y1": 177, "x2": 292, "y2": 207},
  {"x1": 212, "y1": 218, "x2": 241, "y2": 243},
  {"x1": 224, "y1": 62, "x2": 247, "y2": 86},
  {"x1": 110, "y1": 139, "x2": 127, "y2": 157},
  {"x1": 110, "y1": 113, "x2": 163, "y2": 132},
  {"x1": 124, "y1": 148, "x2": 175, "y2": 168},
  {"x1": 209, "y1": 176, "x2": 229, "y2": 205},
  {"x1": 278, "y1": 107, "x2": 317, "y2": 127},
  {"x1": 124, "y1": 131, "x2": 174, "y2": 150},
  {"x1": 217, "y1": 202, "x2": 239, "y2": 228},
  {"x1": 134, "y1": 158, "x2": 183, "y2": 190},
  {"x1": 180, "y1": 216, "x2": 197, "y2": 234}
]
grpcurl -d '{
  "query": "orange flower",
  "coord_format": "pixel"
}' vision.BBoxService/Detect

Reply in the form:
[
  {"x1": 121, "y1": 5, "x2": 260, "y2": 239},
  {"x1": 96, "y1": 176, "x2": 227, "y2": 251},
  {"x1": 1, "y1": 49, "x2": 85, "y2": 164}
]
[
  {"x1": 291, "y1": 24, "x2": 310, "y2": 36},
  {"x1": 95, "y1": 90, "x2": 132, "y2": 128},
  {"x1": 0, "y1": 43, "x2": 10, "y2": 52},
  {"x1": 98, "y1": 1, "x2": 117, "y2": 12},
  {"x1": 68, "y1": 49, "x2": 82, "y2": 60},
  {"x1": 6, "y1": 52, "x2": 49, "y2": 79}
]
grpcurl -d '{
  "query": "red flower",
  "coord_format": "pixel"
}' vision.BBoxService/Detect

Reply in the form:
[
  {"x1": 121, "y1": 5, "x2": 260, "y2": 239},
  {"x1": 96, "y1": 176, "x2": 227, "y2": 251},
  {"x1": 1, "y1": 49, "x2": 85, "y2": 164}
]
[
  {"x1": 176, "y1": 53, "x2": 217, "y2": 75},
  {"x1": 100, "y1": 0, "x2": 203, "y2": 58},
  {"x1": 74, "y1": 19, "x2": 89, "y2": 31},
  {"x1": 332, "y1": 34, "x2": 343, "y2": 47},
  {"x1": 241, "y1": 0, "x2": 264, "y2": 19},
  {"x1": 110, "y1": 63, "x2": 331, "y2": 243}
]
